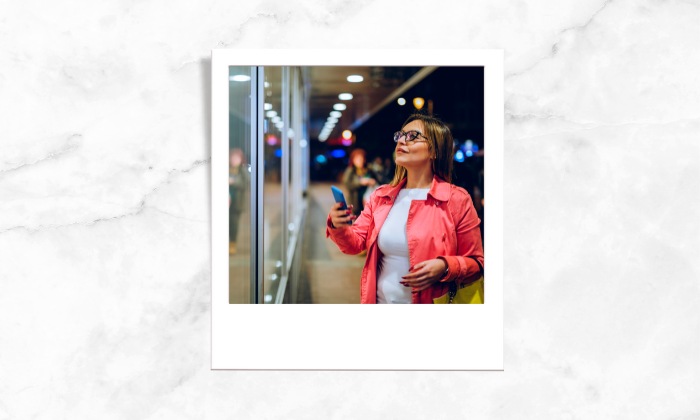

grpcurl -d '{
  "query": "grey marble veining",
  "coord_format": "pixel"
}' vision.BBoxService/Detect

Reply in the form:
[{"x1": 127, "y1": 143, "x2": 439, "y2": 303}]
[{"x1": 0, "y1": 0, "x2": 698, "y2": 418}]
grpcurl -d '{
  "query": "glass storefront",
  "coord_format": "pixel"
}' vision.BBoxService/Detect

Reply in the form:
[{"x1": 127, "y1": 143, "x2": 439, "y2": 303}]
[
  {"x1": 228, "y1": 66, "x2": 253, "y2": 304},
  {"x1": 229, "y1": 66, "x2": 309, "y2": 304}
]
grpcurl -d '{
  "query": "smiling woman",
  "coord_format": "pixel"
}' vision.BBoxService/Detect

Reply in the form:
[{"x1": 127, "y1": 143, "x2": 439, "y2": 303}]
[{"x1": 327, "y1": 112, "x2": 484, "y2": 304}]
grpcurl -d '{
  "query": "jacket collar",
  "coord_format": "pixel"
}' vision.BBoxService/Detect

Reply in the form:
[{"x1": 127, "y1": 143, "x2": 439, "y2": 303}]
[{"x1": 377, "y1": 175, "x2": 450, "y2": 201}]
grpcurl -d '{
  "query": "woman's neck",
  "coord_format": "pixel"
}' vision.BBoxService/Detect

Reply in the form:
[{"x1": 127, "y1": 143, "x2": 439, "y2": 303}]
[{"x1": 404, "y1": 166, "x2": 433, "y2": 189}]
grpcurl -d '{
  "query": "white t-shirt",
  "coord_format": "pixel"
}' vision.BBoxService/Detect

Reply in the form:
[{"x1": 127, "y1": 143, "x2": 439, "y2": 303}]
[{"x1": 376, "y1": 188, "x2": 430, "y2": 304}]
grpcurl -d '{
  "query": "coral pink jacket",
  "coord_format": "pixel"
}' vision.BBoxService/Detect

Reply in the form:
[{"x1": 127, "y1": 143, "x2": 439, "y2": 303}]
[{"x1": 326, "y1": 175, "x2": 484, "y2": 304}]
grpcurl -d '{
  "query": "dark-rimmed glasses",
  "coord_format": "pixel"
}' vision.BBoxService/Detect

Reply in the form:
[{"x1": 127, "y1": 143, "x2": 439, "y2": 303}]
[{"x1": 393, "y1": 130, "x2": 428, "y2": 145}]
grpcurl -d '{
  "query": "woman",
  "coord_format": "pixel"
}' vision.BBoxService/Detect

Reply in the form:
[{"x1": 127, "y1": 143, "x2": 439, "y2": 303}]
[
  {"x1": 327, "y1": 113, "x2": 484, "y2": 304},
  {"x1": 229, "y1": 148, "x2": 248, "y2": 255},
  {"x1": 342, "y1": 149, "x2": 379, "y2": 216}
]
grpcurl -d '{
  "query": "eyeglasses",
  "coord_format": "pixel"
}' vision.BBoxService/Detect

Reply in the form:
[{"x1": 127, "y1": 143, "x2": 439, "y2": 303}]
[{"x1": 393, "y1": 130, "x2": 428, "y2": 145}]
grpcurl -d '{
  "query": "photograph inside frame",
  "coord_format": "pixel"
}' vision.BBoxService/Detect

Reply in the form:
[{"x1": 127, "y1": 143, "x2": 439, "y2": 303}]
[{"x1": 228, "y1": 66, "x2": 485, "y2": 305}]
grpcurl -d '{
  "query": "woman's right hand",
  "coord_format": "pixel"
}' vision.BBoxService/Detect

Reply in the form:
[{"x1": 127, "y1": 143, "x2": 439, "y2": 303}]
[{"x1": 330, "y1": 203, "x2": 356, "y2": 229}]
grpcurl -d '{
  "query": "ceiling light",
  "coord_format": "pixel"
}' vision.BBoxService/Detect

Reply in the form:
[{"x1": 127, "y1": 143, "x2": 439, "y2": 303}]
[
  {"x1": 347, "y1": 75, "x2": 363, "y2": 83},
  {"x1": 230, "y1": 75, "x2": 251, "y2": 82},
  {"x1": 413, "y1": 97, "x2": 425, "y2": 109},
  {"x1": 338, "y1": 93, "x2": 353, "y2": 100},
  {"x1": 266, "y1": 110, "x2": 277, "y2": 118},
  {"x1": 272, "y1": 116, "x2": 281, "y2": 123},
  {"x1": 342, "y1": 130, "x2": 352, "y2": 139},
  {"x1": 333, "y1": 103, "x2": 347, "y2": 111},
  {"x1": 327, "y1": 117, "x2": 338, "y2": 123},
  {"x1": 326, "y1": 123, "x2": 336, "y2": 128},
  {"x1": 300, "y1": 139, "x2": 308, "y2": 148},
  {"x1": 397, "y1": 98, "x2": 406, "y2": 106},
  {"x1": 330, "y1": 111, "x2": 342, "y2": 118},
  {"x1": 264, "y1": 103, "x2": 272, "y2": 110}
]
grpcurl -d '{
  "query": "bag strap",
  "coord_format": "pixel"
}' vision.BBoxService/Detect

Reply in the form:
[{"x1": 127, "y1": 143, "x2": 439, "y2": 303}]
[
  {"x1": 448, "y1": 281, "x2": 457, "y2": 304},
  {"x1": 468, "y1": 256, "x2": 484, "y2": 277}
]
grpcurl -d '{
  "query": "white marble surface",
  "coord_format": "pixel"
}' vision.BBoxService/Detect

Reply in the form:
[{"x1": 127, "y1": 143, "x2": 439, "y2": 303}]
[{"x1": 1, "y1": 0, "x2": 698, "y2": 418}]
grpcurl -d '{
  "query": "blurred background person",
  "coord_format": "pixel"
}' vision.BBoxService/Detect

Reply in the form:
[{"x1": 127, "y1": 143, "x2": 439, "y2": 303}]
[
  {"x1": 342, "y1": 148, "x2": 379, "y2": 216},
  {"x1": 369, "y1": 156, "x2": 387, "y2": 184},
  {"x1": 229, "y1": 148, "x2": 248, "y2": 255},
  {"x1": 384, "y1": 156, "x2": 394, "y2": 179}
]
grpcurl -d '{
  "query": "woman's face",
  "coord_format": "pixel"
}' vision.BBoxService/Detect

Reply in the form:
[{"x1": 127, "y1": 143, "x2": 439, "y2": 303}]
[
  {"x1": 230, "y1": 153, "x2": 242, "y2": 166},
  {"x1": 352, "y1": 154, "x2": 365, "y2": 168},
  {"x1": 394, "y1": 120, "x2": 431, "y2": 170}
]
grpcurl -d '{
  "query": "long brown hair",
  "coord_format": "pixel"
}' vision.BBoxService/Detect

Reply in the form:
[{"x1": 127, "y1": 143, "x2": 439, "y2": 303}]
[{"x1": 389, "y1": 112, "x2": 454, "y2": 186}]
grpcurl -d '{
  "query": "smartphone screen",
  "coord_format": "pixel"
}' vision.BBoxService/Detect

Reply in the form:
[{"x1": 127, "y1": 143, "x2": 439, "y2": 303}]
[{"x1": 330, "y1": 186, "x2": 351, "y2": 225}]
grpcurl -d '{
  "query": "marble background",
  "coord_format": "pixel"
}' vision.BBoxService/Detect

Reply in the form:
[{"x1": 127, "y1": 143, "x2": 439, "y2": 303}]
[{"x1": 1, "y1": 0, "x2": 698, "y2": 418}]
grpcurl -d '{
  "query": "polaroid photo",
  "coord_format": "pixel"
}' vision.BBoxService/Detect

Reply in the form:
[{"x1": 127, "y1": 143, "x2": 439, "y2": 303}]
[{"x1": 211, "y1": 49, "x2": 503, "y2": 370}]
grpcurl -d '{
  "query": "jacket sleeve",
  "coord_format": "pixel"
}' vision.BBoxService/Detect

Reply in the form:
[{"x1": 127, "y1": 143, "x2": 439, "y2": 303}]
[
  {"x1": 438, "y1": 191, "x2": 484, "y2": 285},
  {"x1": 325, "y1": 188, "x2": 377, "y2": 255}
]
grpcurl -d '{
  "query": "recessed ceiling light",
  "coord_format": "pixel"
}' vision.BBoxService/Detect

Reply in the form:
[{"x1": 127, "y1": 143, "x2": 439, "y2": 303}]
[
  {"x1": 230, "y1": 75, "x2": 251, "y2": 82},
  {"x1": 333, "y1": 104, "x2": 347, "y2": 111},
  {"x1": 327, "y1": 117, "x2": 338, "y2": 123},
  {"x1": 338, "y1": 93, "x2": 353, "y2": 100},
  {"x1": 347, "y1": 75, "x2": 363, "y2": 83},
  {"x1": 330, "y1": 111, "x2": 342, "y2": 118},
  {"x1": 397, "y1": 98, "x2": 406, "y2": 106},
  {"x1": 272, "y1": 116, "x2": 281, "y2": 123},
  {"x1": 266, "y1": 111, "x2": 277, "y2": 118},
  {"x1": 264, "y1": 103, "x2": 273, "y2": 110}
]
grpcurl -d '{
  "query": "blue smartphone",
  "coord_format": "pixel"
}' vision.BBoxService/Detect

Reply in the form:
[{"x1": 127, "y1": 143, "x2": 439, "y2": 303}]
[{"x1": 331, "y1": 186, "x2": 352, "y2": 225}]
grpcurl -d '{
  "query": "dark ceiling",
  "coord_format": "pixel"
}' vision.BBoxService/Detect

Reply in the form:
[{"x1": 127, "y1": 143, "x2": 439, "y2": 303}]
[{"x1": 305, "y1": 66, "x2": 422, "y2": 140}]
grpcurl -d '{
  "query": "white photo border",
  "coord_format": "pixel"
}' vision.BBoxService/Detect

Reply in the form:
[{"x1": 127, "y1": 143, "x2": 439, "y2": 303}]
[{"x1": 212, "y1": 49, "x2": 503, "y2": 370}]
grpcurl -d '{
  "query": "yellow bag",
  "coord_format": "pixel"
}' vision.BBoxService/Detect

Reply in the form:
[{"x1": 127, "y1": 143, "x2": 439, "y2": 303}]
[{"x1": 433, "y1": 276, "x2": 484, "y2": 304}]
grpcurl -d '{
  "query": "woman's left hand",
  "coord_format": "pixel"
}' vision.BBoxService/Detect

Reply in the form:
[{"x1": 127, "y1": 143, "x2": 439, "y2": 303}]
[{"x1": 399, "y1": 259, "x2": 447, "y2": 292}]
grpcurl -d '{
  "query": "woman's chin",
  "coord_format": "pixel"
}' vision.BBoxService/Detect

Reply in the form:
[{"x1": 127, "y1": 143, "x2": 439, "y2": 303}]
[{"x1": 396, "y1": 160, "x2": 420, "y2": 170}]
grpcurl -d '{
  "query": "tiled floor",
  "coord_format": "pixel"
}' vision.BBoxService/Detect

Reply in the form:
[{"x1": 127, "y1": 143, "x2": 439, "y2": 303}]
[{"x1": 296, "y1": 182, "x2": 366, "y2": 304}]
